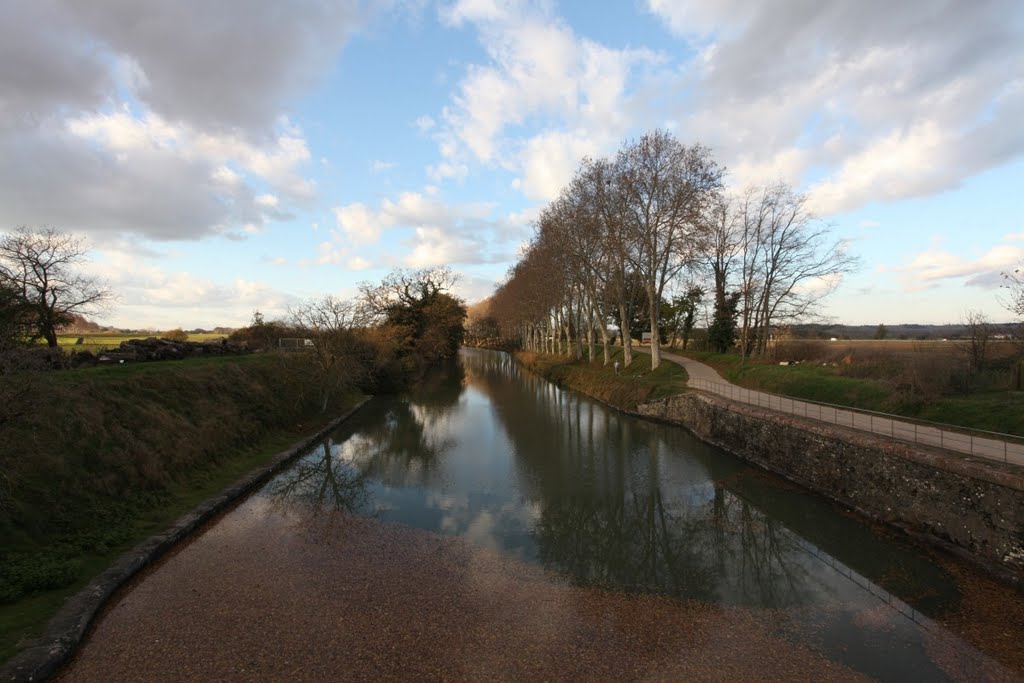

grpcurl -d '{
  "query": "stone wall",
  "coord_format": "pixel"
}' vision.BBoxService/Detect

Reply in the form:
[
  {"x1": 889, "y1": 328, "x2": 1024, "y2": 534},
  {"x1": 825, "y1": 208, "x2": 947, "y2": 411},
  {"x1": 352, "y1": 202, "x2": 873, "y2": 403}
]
[{"x1": 637, "y1": 392, "x2": 1024, "y2": 580}]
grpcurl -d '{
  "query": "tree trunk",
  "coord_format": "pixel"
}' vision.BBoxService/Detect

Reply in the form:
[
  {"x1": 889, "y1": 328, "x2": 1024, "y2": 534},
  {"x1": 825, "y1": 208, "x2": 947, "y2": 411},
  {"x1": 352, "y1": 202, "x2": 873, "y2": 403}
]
[
  {"x1": 596, "y1": 306, "x2": 610, "y2": 366},
  {"x1": 617, "y1": 301, "x2": 633, "y2": 366},
  {"x1": 586, "y1": 316, "x2": 594, "y2": 363},
  {"x1": 647, "y1": 284, "x2": 661, "y2": 370}
]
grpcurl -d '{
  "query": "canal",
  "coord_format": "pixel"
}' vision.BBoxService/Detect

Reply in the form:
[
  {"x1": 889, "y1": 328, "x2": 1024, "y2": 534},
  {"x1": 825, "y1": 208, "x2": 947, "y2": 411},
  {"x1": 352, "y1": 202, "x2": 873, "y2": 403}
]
[
  {"x1": 258, "y1": 348, "x2": 1021, "y2": 680},
  {"x1": 63, "y1": 348, "x2": 1024, "y2": 681}
]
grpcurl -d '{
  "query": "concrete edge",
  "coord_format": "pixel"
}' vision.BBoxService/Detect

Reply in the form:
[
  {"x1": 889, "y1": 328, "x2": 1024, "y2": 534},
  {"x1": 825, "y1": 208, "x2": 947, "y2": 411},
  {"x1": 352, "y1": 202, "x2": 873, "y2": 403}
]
[
  {"x1": 672, "y1": 391, "x2": 1024, "y2": 493},
  {"x1": 637, "y1": 392, "x2": 1024, "y2": 588},
  {"x1": 1, "y1": 397, "x2": 372, "y2": 683},
  {"x1": 515, "y1": 353, "x2": 1024, "y2": 586}
]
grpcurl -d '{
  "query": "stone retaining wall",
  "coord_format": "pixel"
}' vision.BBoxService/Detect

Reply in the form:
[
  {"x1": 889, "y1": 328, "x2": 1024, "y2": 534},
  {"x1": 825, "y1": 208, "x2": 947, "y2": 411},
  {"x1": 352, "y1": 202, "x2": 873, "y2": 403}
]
[{"x1": 637, "y1": 392, "x2": 1024, "y2": 580}]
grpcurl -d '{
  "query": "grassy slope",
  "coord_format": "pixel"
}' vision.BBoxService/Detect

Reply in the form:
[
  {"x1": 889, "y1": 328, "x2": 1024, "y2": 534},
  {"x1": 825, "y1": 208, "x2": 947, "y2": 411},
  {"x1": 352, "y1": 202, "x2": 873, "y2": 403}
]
[
  {"x1": 517, "y1": 346, "x2": 688, "y2": 411},
  {"x1": 0, "y1": 354, "x2": 363, "y2": 661},
  {"x1": 684, "y1": 351, "x2": 1024, "y2": 436}
]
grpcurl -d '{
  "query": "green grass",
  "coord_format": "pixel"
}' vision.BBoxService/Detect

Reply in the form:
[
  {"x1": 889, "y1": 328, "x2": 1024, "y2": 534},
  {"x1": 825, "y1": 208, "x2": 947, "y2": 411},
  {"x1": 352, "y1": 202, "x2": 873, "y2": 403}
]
[
  {"x1": 916, "y1": 394, "x2": 1024, "y2": 436},
  {"x1": 682, "y1": 351, "x2": 1024, "y2": 436},
  {"x1": 55, "y1": 332, "x2": 227, "y2": 353},
  {"x1": 0, "y1": 408, "x2": 353, "y2": 662},
  {"x1": 0, "y1": 351, "x2": 366, "y2": 663},
  {"x1": 517, "y1": 347, "x2": 688, "y2": 410}
]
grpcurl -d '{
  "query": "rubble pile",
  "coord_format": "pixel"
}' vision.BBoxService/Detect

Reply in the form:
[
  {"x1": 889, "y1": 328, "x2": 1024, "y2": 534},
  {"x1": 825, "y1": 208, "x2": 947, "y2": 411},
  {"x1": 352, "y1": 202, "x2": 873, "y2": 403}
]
[{"x1": 96, "y1": 337, "x2": 250, "y2": 364}]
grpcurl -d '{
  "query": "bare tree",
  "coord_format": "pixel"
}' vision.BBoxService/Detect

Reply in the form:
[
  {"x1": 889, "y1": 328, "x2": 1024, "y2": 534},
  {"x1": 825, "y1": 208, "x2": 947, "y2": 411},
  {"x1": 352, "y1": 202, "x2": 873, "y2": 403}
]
[
  {"x1": 960, "y1": 309, "x2": 992, "y2": 374},
  {"x1": 703, "y1": 193, "x2": 742, "y2": 316},
  {"x1": 618, "y1": 131, "x2": 723, "y2": 369},
  {"x1": 0, "y1": 227, "x2": 111, "y2": 347},
  {"x1": 289, "y1": 295, "x2": 366, "y2": 412},
  {"x1": 735, "y1": 184, "x2": 858, "y2": 358}
]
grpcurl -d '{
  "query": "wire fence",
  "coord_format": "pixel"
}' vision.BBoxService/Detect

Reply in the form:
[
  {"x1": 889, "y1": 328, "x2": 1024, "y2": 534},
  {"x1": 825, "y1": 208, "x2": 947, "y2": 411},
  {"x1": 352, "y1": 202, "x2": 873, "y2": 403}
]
[{"x1": 687, "y1": 377, "x2": 1024, "y2": 466}]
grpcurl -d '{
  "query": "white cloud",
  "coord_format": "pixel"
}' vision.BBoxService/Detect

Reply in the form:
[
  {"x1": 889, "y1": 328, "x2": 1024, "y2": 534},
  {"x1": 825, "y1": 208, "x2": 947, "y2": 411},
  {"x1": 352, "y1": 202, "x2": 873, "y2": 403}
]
[
  {"x1": 51, "y1": 1, "x2": 365, "y2": 133},
  {"x1": 432, "y1": 1, "x2": 661, "y2": 199},
  {"x1": 414, "y1": 115, "x2": 436, "y2": 133},
  {"x1": 328, "y1": 189, "x2": 529, "y2": 268},
  {"x1": 84, "y1": 243, "x2": 300, "y2": 328},
  {"x1": 347, "y1": 256, "x2": 372, "y2": 270},
  {"x1": 371, "y1": 159, "x2": 397, "y2": 173},
  {"x1": 452, "y1": 274, "x2": 500, "y2": 305},
  {"x1": 333, "y1": 203, "x2": 383, "y2": 245},
  {"x1": 0, "y1": 1, "x2": 366, "y2": 242},
  {"x1": 889, "y1": 240, "x2": 1024, "y2": 292},
  {"x1": 644, "y1": 0, "x2": 1024, "y2": 214}
]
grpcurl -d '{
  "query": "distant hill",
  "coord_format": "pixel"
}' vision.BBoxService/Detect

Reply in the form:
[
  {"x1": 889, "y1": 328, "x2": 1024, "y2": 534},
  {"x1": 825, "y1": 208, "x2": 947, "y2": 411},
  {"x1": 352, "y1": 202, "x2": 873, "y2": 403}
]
[{"x1": 788, "y1": 322, "x2": 1018, "y2": 340}]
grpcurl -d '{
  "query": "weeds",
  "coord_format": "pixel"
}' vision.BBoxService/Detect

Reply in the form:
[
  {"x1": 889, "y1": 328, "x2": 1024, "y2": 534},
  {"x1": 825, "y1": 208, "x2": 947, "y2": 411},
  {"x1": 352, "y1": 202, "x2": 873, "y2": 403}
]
[
  {"x1": 0, "y1": 353, "x2": 365, "y2": 660},
  {"x1": 517, "y1": 348, "x2": 688, "y2": 411}
]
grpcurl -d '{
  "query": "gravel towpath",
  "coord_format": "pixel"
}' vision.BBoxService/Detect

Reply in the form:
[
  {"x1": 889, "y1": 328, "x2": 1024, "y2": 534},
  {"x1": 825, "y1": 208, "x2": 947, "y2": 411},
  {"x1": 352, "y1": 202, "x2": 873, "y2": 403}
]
[
  {"x1": 55, "y1": 495, "x2": 876, "y2": 682},
  {"x1": 639, "y1": 347, "x2": 1024, "y2": 466}
]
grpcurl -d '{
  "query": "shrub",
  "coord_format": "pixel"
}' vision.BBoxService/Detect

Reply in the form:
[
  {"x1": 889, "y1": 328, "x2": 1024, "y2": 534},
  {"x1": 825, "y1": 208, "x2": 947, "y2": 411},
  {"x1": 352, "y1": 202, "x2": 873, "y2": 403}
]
[{"x1": 160, "y1": 328, "x2": 189, "y2": 342}]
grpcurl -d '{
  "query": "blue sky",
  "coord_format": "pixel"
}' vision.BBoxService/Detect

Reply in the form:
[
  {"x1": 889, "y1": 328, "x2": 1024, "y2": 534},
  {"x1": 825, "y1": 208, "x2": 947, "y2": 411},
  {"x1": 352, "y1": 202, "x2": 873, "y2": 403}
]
[{"x1": 2, "y1": 0, "x2": 1022, "y2": 329}]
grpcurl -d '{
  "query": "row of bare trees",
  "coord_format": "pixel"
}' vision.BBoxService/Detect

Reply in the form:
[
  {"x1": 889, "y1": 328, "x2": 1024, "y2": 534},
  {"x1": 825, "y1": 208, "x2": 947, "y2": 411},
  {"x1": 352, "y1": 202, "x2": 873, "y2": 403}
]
[{"x1": 485, "y1": 130, "x2": 857, "y2": 367}]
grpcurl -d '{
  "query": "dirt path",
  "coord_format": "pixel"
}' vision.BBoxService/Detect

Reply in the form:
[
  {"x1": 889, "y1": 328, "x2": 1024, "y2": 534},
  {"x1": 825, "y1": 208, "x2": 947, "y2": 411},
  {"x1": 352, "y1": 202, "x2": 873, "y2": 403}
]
[
  {"x1": 640, "y1": 347, "x2": 1024, "y2": 466},
  {"x1": 55, "y1": 496, "x2": 879, "y2": 682}
]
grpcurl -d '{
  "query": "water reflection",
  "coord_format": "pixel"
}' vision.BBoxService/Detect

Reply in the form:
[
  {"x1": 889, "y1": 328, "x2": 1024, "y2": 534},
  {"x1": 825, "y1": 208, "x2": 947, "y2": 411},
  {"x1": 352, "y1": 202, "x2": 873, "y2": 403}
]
[
  {"x1": 260, "y1": 348, "x2": 1008, "y2": 679},
  {"x1": 266, "y1": 438, "x2": 368, "y2": 514}
]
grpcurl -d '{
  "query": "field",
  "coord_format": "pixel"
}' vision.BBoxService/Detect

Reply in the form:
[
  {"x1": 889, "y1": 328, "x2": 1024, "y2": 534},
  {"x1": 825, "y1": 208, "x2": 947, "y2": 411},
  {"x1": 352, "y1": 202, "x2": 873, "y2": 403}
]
[
  {"x1": 55, "y1": 332, "x2": 227, "y2": 353},
  {"x1": 682, "y1": 338, "x2": 1024, "y2": 435}
]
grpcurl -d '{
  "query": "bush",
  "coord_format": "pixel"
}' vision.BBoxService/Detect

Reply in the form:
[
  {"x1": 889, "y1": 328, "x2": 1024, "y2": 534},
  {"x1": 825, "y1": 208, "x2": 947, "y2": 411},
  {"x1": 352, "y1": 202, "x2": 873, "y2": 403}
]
[{"x1": 160, "y1": 328, "x2": 189, "y2": 342}]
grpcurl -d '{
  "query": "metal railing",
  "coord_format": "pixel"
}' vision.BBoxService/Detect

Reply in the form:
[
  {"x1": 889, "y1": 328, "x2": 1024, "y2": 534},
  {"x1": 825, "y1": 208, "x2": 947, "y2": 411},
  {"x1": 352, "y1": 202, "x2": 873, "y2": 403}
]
[{"x1": 686, "y1": 377, "x2": 1024, "y2": 466}]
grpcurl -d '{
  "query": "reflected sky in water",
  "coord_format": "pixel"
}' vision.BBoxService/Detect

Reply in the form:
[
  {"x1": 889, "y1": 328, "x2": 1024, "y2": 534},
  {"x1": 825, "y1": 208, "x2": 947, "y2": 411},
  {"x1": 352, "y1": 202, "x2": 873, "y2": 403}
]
[{"x1": 261, "y1": 348, "x2": 1011, "y2": 681}]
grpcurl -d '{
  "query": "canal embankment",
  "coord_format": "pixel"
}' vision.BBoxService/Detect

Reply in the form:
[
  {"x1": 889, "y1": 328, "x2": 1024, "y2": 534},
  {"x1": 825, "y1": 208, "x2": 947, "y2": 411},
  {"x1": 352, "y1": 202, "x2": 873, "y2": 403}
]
[
  {"x1": 0, "y1": 353, "x2": 368, "y2": 665},
  {"x1": 518, "y1": 351, "x2": 1024, "y2": 583}
]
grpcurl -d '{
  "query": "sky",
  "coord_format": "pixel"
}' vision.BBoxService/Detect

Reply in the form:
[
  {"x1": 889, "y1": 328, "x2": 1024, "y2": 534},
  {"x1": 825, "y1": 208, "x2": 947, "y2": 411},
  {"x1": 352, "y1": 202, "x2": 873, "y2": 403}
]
[{"x1": 1, "y1": 0, "x2": 1022, "y2": 330}]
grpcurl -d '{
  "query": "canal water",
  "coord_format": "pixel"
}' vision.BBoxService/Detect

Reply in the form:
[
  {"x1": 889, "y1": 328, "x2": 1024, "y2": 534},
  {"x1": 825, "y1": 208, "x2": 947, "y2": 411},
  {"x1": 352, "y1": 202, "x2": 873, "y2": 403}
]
[{"x1": 259, "y1": 348, "x2": 1018, "y2": 680}]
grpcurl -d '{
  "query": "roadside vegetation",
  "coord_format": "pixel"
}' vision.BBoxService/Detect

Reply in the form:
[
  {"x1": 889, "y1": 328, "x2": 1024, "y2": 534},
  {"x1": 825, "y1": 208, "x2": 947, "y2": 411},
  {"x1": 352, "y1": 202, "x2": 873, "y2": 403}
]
[
  {"x1": 684, "y1": 340, "x2": 1024, "y2": 435},
  {"x1": 0, "y1": 242, "x2": 467, "y2": 662},
  {"x1": 517, "y1": 347, "x2": 688, "y2": 412}
]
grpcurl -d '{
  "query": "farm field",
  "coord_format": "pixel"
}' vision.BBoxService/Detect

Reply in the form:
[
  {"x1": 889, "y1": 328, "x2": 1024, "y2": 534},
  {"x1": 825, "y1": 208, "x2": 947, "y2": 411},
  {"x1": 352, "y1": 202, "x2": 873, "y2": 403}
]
[{"x1": 54, "y1": 332, "x2": 227, "y2": 353}]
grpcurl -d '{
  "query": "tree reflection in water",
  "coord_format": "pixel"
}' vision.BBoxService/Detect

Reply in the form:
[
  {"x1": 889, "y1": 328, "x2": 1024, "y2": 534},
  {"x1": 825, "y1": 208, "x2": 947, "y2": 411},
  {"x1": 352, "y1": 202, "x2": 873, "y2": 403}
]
[
  {"x1": 264, "y1": 349, "x2": 954, "y2": 617},
  {"x1": 342, "y1": 362, "x2": 464, "y2": 487},
  {"x1": 266, "y1": 438, "x2": 370, "y2": 515},
  {"x1": 463, "y1": 349, "x2": 813, "y2": 606}
]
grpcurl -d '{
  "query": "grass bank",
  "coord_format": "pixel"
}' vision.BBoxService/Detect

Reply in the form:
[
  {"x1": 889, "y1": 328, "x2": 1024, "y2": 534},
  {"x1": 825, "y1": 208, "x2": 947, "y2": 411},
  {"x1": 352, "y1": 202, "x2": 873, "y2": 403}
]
[
  {"x1": 684, "y1": 350, "x2": 1024, "y2": 436},
  {"x1": 515, "y1": 347, "x2": 688, "y2": 411},
  {"x1": 0, "y1": 353, "x2": 364, "y2": 661}
]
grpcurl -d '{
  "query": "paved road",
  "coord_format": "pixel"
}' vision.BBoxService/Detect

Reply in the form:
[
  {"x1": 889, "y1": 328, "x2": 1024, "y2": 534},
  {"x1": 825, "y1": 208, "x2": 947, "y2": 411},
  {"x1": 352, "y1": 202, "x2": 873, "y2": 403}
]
[{"x1": 640, "y1": 347, "x2": 1024, "y2": 467}]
